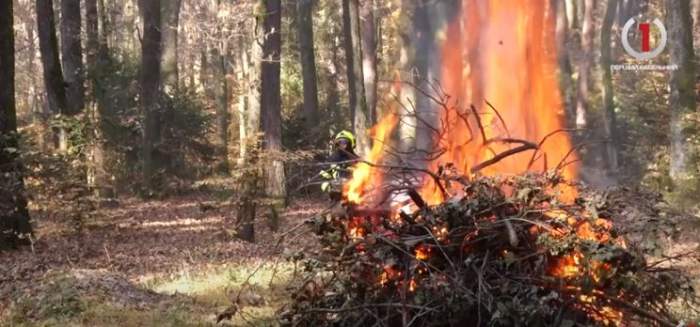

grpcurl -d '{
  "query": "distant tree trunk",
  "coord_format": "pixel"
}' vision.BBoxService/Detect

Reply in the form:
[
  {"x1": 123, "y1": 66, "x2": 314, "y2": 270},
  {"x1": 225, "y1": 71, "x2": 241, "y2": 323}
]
[
  {"x1": 397, "y1": 0, "x2": 416, "y2": 153},
  {"x1": 565, "y1": 0, "x2": 576, "y2": 29},
  {"x1": 261, "y1": 0, "x2": 287, "y2": 226},
  {"x1": 139, "y1": 0, "x2": 161, "y2": 194},
  {"x1": 238, "y1": 4, "x2": 266, "y2": 243},
  {"x1": 360, "y1": 0, "x2": 378, "y2": 125},
  {"x1": 37, "y1": 0, "x2": 69, "y2": 150},
  {"x1": 248, "y1": 13, "x2": 263, "y2": 148},
  {"x1": 211, "y1": 0, "x2": 229, "y2": 170},
  {"x1": 25, "y1": 10, "x2": 50, "y2": 150},
  {"x1": 97, "y1": 0, "x2": 109, "y2": 60},
  {"x1": 61, "y1": 0, "x2": 84, "y2": 115},
  {"x1": 667, "y1": 0, "x2": 698, "y2": 194},
  {"x1": 555, "y1": 0, "x2": 574, "y2": 121},
  {"x1": 601, "y1": 0, "x2": 619, "y2": 171},
  {"x1": 236, "y1": 21, "x2": 250, "y2": 166},
  {"x1": 325, "y1": 0, "x2": 343, "y2": 135},
  {"x1": 343, "y1": 0, "x2": 370, "y2": 155},
  {"x1": 161, "y1": 0, "x2": 182, "y2": 95},
  {"x1": 575, "y1": 0, "x2": 596, "y2": 129},
  {"x1": 412, "y1": 0, "x2": 455, "y2": 163},
  {"x1": 297, "y1": 0, "x2": 320, "y2": 134},
  {"x1": 86, "y1": 0, "x2": 112, "y2": 198},
  {"x1": 0, "y1": 0, "x2": 34, "y2": 249},
  {"x1": 121, "y1": 0, "x2": 139, "y2": 58}
]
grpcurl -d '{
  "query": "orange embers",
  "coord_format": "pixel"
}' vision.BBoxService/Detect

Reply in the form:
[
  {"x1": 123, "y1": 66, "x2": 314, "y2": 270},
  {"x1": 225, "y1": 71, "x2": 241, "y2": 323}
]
[
  {"x1": 379, "y1": 265, "x2": 401, "y2": 286},
  {"x1": 574, "y1": 291, "x2": 624, "y2": 326},
  {"x1": 347, "y1": 217, "x2": 365, "y2": 241},
  {"x1": 542, "y1": 209, "x2": 624, "y2": 325},
  {"x1": 415, "y1": 244, "x2": 431, "y2": 261}
]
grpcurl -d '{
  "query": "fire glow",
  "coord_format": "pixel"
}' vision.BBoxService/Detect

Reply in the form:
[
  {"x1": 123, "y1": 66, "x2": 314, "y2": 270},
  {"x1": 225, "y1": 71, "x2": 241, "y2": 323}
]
[{"x1": 339, "y1": 0, "x2": 623, "y2": 325}]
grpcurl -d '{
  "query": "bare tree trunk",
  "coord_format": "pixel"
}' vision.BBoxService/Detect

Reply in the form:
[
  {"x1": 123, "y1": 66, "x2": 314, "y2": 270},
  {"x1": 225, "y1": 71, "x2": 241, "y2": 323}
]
[
  {"x1": 397, "y1": 0, "x2": 416, "y2": 153},
  {"x1": 211, "y1": 0, "x2": 229, "y2": 170},
  {"x1": 24, "y1": 9, "x2": 50, "y2": 150},
  {"x1": 261, "y1": 0, "x2": 287, "y2": 227},
  {"x1": 555, "y1": 0, "x2": 574, "y2": 121},
  {"x1": 343, "y1": 0, "x2": 370, "y2": 156},
  {"x1": 412, "y1": 0, "x2": 456, "y2": 163},
  {"x1": 667, "y1": 0, "x2": 698, "y2": 196},
  {"x1": 86, "y1": 0, "x2": 112, "y2": 199},
  {"x1": 61, "y1": 0, "x2": 84, "y2": 115},
  {"x1": 236, "y1": 21, "x2": 249, "y2": 166},
  {"x1": 297, "y1": 0, "x2": 320, "y2": 133},
  {"x1": 575, "y1": 0, "x2": 596, "y2": 129},
  {"x1": 97, "y1": 0, "x2": 109, "y2": 60},
  {"x1": 360, "y1": 0, "x2": 378, "y2": 125},
  {"x1": 565, "y1": 0, "x2": 576, "y2": 29},
  {"x1": 601, "y1": 0, "x2": 619, "y2": 171},
  {"x1": 36, "y1": 0, "x2": 69, "y2": 150},
  {"x1": 238, "y1": 4, "x2": 266, "y2": 243},
  {"x1": 161, "y1": 0, "x2": 182, "y2": 95},
  {"x1": 139, "y1": 0, "x2": 161, "y2": 194},
  {"x1": 325, "y1": 0, "x2": 342, "y2": 135},
  {"x1": 0, "y1": 0, "x2": 34, "y2": 249}
]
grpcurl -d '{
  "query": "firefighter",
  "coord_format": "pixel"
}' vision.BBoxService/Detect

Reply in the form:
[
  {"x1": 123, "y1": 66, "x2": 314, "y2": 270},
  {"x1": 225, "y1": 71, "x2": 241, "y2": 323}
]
[{"x1": 320, "y1": 130, "x2": 359, "y2": 199}]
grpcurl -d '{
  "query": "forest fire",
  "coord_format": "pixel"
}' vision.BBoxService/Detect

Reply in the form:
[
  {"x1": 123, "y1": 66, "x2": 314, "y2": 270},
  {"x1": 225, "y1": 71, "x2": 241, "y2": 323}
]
[{"x1": 284, "y1": 1, "x2": 692, "y2": 326}]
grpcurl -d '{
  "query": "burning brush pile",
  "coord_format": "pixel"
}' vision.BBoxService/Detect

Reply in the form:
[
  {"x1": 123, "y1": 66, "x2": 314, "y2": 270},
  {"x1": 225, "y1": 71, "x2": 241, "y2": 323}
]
[
  {"x1": 280, "y1": 170, "x2": 695, "y2": 327},
  {"x1": 279, "y1": 1, "x2": 696, "y2": 325}
]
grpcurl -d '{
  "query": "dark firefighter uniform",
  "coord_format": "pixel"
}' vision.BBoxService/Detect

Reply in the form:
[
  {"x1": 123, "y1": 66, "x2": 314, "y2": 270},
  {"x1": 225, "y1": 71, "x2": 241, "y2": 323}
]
[{"x1": 321, "y1": 130, "x2": 359, "y2": 197}]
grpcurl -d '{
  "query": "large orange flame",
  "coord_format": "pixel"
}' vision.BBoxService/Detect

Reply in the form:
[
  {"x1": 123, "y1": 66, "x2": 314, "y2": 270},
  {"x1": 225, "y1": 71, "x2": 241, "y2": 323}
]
[
  {"x1": 344, "y1": 112, "x2": 399, "y2": 203},
  {"x1": 421, "y1": 0, "x2": 578, "y2": 204},
  {"x1": 344, "y1": 0, "x2": 578, "y2": 205}
]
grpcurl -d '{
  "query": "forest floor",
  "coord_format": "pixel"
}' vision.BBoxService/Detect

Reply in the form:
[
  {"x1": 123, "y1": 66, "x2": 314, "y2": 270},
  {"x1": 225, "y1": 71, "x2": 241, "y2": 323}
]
[
  {"x1": 2, "y1": 179, "x2": 700, "y2": 326},
  {"x1": 0, "y1": 181, "x2": 327, "y2": 327}
]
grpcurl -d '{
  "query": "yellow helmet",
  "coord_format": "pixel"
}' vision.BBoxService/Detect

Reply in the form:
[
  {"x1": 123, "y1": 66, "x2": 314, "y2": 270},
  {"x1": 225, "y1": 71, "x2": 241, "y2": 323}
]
[{"x1": 334, "y1": 130, "x2": 356, "y2": 150}]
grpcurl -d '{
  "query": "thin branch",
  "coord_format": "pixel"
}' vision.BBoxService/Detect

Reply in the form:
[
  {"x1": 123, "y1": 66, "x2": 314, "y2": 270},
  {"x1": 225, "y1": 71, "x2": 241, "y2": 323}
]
[{"x1": 471, "y1": 144, "x2": 538, "y2": 174}]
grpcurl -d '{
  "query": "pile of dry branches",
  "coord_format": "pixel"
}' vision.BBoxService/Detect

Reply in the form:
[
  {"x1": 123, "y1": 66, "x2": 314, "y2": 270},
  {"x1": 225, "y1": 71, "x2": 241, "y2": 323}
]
[{"x1": 279, "y1": 171, "x2": 695, "y2": 327}]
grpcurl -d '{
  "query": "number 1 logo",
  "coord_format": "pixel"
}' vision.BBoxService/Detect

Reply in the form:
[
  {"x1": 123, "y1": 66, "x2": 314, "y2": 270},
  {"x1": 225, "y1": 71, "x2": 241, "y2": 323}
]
[{"x1": 621, "y1": 17, "x2": 667, "y2": 60}]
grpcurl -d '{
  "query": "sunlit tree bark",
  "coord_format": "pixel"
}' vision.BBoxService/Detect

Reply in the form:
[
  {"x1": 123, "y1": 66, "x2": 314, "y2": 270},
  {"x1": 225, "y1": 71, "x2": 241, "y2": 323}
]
[
  {"x1": 601, "y1": 0, "x2": 619, "y2": 171},
  {"x1": 343, "y1": 0, "x2": 370, "y2": 155},
  {"x1": 161, "y1": 0, "x2": 182, "y2": 95},
  {"x1": 0, "y1": 0, "x2": 34, "y2": 249},
  {"x1": 667, "y1": 0, "x2": 698, "y2": 196},
  {"x1": 575, "y1": 0, "x2": 596, "y2": 128}
]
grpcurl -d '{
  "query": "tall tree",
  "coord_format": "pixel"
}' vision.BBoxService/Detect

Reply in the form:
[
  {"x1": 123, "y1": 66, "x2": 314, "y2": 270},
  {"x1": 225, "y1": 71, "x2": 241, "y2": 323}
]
[
  {"x1": 555, "y1": 0, "x2": 574, "y2": 120},
  {"x1": 396, "y1": 0, "x2": 417, "y2": 153},
  {"x1": 360, "y1": 0, "x2": 378, "y2": 125},
  {"x1": 601, "y1": 0, "x2": 619, "y2": 171},
  {"x1": 667, "y1": 0, "x2": 698, "y2": 195},
  {"x1": 211, "y1": 0, "x2": 229, "y2": 169},
  {"x1": 261, "y1": 0, "x2": 287, "y2": 213},
  {"x1": 139, "y1": 0, "x2": 162, "y2": 193},
  {"x1": 97, "y1": 0, "x2": 109, "y2": 60},
  {"x1": 60, "y1": 0, "x2": 85, "y2": 114},
  {"x1": 343, "y1": 0, "x2": 370, "y2": 155},
  {"x1": 565, "y1": 0, "x2": 577, "y2": 29},
  {"x1": 297, "y1": 0, "x2": 320, "y2": 133},
  {"x1": 161, "y1": 0, "x2": 182, "y2": 95},
  {"x1": 85, "y1": 0, "x2": 111, "y2": 198},
  {"x1": 0, "y1": 0, "x2": 34, "y2": 249},
  {"x1": 238, "y1": 3, "x2": 266, "y2": 243},
  {"x1": 575, "y1": 0, "x2": 596, "y2": 128},
  {"x1": 36, "y1": 0, "x2": 69, "y2": 149},
  {"x1": 236, "y1": 21, "x2": 250, "y2": 165}
]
